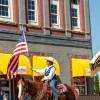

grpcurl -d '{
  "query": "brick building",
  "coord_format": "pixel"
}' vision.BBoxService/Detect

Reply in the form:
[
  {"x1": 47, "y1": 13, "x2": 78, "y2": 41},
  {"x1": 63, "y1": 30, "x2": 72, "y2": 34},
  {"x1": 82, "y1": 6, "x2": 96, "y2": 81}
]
[{"x1": 0, "y1": 0, "x2": 93, "y2": 100}]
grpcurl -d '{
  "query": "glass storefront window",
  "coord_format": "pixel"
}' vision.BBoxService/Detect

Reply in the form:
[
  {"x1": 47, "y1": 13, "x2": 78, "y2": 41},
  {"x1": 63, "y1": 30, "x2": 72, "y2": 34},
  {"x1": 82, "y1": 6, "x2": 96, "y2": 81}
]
[
  {"x1": 0, "y1": 79, "x2": 10, "y2": 100},
  {"x1": 72, "y1": 77, "x2": 87, "y2": 95}
]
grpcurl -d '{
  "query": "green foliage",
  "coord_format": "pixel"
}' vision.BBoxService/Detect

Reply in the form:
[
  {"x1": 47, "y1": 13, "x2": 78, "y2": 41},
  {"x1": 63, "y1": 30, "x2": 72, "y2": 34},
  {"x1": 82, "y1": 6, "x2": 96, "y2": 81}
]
[{"x1": 95, "y1": 74, "x2": 99, "y2": 94}]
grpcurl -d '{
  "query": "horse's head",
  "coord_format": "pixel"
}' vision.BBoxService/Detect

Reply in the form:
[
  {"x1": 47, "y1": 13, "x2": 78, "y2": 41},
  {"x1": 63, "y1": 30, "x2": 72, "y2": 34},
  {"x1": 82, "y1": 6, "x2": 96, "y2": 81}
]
[{"x1": 17, "y1": 77, "x2": 28, "y2": 100}]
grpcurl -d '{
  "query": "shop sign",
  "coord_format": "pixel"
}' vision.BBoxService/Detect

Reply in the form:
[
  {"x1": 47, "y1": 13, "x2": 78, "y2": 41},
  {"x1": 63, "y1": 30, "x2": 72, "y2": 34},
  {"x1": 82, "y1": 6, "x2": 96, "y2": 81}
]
[
  {"x1": 86, "y1": 69, "x2": 91, "y2": 76},
  {"x1": 18, "y1": 66, "x2": 26, "y2": 74},
  {"x1": 90, "y1": 51, "x2": 100, "y2": 77}
]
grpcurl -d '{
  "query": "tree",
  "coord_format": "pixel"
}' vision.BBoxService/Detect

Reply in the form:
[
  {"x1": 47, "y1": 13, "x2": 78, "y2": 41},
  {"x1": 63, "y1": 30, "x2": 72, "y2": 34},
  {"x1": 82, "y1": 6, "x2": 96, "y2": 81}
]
[{"x1": 95, "y1": 74, "x2": 99, "y2": 94}]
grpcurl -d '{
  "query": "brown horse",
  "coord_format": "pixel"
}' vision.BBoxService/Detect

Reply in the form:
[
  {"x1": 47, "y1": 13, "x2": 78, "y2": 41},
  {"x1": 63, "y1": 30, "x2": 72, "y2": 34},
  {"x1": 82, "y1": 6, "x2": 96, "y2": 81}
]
[{"x1": 17, "y1": 77, "x2": 80, "y2": 100}]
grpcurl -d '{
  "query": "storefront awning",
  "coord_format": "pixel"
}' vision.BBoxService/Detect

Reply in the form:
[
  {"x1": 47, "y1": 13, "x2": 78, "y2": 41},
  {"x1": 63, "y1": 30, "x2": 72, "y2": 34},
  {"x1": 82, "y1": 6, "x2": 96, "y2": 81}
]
[
  {"x1": 0, "y1": 53, "x2": 31, "y2": 75},
  {"x1": 32, "y1": 56, "x2": 60, "y2": 76},
  {"x1": 72, "y1": 58, "x2": 92, "y2": 77}
]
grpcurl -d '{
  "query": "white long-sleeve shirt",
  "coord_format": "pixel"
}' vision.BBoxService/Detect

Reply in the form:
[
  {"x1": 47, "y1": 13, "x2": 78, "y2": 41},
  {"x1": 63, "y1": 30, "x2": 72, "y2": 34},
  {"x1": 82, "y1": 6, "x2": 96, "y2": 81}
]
[{"x1": 33, "y1": 66, "x2": 56, "y2": 81}]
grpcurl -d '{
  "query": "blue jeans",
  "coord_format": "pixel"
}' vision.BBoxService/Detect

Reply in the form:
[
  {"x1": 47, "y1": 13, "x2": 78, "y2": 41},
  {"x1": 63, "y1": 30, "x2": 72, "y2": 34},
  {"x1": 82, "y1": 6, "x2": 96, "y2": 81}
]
[{"x1": 49, "y1": 79, "x2": 59, "y2": 99}]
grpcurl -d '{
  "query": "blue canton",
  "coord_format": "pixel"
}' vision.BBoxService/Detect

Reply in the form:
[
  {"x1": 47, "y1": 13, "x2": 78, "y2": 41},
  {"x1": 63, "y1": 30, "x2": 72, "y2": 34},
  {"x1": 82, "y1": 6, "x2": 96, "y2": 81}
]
[
  {"x1": 45, "y1": 66, "x2": 53, "y2": 76},
  {"x1": 18, "y1": 34, "x2": 25, "y2": 43}
]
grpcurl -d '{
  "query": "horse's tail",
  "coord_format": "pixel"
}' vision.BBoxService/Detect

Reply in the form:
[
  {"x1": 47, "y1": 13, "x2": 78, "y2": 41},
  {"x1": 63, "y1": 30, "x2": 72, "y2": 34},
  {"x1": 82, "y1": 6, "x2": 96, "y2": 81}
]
[{"x1": 70, "y1": 86, "x2": 80, "y2": 100}]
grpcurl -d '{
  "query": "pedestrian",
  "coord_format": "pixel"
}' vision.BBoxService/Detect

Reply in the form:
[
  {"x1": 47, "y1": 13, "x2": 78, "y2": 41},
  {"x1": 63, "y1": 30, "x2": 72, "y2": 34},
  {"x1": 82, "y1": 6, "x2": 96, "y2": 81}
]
[{"x1": 0, "y1": 91, "x2": 8, "y2": 100}]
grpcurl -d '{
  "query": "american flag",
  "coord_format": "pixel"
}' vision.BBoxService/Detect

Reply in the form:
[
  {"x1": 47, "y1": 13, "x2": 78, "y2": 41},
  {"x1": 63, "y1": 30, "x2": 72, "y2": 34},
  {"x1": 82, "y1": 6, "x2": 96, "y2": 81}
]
[{"x1": 6, "y1": 32, "x2": 28, "y2": 79}]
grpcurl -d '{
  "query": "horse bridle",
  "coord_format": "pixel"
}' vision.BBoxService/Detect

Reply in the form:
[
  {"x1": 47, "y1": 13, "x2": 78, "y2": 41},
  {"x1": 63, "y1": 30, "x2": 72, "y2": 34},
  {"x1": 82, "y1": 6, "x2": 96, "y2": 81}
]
[
  {"x1": 22, "y1": 84, "x2": 28, "y2": 94},
  {"x1": 21, "y1": 84, "x2": 30, "y2": 100}
]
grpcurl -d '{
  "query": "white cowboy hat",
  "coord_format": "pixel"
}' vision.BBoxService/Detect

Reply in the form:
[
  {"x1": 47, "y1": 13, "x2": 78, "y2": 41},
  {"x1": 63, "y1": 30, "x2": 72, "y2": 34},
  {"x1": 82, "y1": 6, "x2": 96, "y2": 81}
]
[{"x1": 45, "y1": 57, "x2": 54, "y2": 63}]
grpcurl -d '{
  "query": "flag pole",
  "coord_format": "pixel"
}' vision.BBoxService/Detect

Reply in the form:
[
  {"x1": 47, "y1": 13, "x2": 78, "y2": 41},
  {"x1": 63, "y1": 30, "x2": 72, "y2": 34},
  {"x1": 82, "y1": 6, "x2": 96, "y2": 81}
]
[{"x1": 21, "y1": 24, "x2": 34, "y2": 81}]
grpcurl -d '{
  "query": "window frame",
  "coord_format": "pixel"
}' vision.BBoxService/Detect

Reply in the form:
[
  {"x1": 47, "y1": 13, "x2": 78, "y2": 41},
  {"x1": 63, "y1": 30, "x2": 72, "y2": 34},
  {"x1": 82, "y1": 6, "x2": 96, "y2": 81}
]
[
  {"x1": 50, "y1": 0, "x2": 59, "y2": 28},
  {"x1": 27, "y1": 0, "x2": 38, "y2": 25},
  {"x1": 0, "y1": 0, "x2": 13, "y2": 21},
  {"x1": 71, "y1": 0, "x2": 80, "y2": 31}
]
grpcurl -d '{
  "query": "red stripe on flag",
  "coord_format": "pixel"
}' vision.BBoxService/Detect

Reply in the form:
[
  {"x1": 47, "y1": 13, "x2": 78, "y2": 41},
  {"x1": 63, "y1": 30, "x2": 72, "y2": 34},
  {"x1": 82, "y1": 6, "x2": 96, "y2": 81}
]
[
  {"x1": 15, "y1": 43, "x2": 26, "y2": 49},
  {"x1": 12, "y1": 51, "x2": 28, "y2": 58},
  {"x1": 8, "y1": 56, "x2": 19, "y2": 79},
  {"x1": 13, "y1": 62, "x2": 18, "y2": 76},
  {"x1": 13, "y1": 48, "x2": 27, "y2": 54},
  {"x1": 11, "y1": 58, "x2": 19, "y2": 79},
  {"x1": 11, "y1": 62, "x2": 18, "y2": 79}
]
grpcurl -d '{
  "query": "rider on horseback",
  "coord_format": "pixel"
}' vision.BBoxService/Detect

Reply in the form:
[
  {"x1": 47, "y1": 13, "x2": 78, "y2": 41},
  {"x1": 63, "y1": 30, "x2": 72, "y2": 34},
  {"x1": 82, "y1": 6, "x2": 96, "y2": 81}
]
[{"x1": 31, "y1": 57, "x2": 60, "y2": 100}]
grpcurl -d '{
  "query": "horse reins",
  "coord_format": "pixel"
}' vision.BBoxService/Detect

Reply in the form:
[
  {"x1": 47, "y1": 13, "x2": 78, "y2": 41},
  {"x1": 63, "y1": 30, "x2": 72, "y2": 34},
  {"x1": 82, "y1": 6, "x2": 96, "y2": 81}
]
[
  {"x1": 23, "y1": 94, "x2": 30, "y2": 100},
  {"x1": 31, "y1": 83, "x2": 46, "y2": 100},
  {"x1": 22, "y1": 85, "x2": 30, "y2": 100}
]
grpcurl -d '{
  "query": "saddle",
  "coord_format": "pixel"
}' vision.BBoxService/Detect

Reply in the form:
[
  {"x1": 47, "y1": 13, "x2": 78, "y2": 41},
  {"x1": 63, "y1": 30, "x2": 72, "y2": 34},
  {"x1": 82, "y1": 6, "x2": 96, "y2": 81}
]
[{"x1": 43, "y1": 82, "x2": 67, "y2": 94}]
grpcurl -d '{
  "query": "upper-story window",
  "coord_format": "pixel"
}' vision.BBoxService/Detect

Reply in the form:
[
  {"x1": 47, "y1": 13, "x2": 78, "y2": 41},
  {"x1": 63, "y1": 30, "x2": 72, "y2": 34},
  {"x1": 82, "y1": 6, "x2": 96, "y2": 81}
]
[
  {"x1": 50, "y1": 0, "x2": 59, "y2": 28},
  {"x1": 71, "y1": 0, "x2": 78, "y2": 4},
  {"x1": 28, "y1": 0, "x2": 37, "y2": 24},
  {"x1": 71, "y1": 0, "x2": 80, "y2": 30},
  {"x1": 0, "y1": 0, "x2": 12, "y2": 21}
]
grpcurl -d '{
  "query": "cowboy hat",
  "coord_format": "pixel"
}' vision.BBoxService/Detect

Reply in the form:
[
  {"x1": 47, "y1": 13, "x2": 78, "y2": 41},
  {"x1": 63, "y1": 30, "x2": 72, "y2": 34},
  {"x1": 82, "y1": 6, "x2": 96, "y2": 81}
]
[{"x1": 45, "y1": 57, "x2": 54, "y2": 63}]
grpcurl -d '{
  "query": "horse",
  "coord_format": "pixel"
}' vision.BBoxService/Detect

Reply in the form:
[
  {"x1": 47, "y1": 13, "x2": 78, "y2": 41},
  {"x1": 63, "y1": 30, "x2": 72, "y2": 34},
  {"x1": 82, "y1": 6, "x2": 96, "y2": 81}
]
[{"x1": 17, "y1": 77, "x2": 80, "y2": 100}]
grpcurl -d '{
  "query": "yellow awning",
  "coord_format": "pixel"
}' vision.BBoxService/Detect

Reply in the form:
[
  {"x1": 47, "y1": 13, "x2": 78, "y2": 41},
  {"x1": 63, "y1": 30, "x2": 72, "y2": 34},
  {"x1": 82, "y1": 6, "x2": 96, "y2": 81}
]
[
  {"x1": 0, "y1": 53, "x2": 31, "y2": 75},
  {"x1": 72, "y1": 58, "x2": 92, "y2": 77},
  {"x1": 32, "y1": 56, "x2": 60, "y2": 76}
]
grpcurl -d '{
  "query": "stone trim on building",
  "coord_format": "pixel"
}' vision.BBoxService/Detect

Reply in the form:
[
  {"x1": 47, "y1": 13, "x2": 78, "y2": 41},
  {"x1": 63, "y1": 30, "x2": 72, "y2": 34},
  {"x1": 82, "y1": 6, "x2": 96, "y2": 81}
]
[{"x1": 0, "y1": 29, "x2": 92, "y2": 49}]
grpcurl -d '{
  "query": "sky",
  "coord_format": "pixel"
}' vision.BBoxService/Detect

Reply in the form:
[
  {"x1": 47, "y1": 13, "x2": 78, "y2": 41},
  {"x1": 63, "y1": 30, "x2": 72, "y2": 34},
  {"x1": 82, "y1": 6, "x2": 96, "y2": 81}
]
[
  {"x1": 89, "y1": 0, "x2": 100, "y2": 78},
  {"x1": 89, "y1": 0, "x2": 100, "y2": 56}
]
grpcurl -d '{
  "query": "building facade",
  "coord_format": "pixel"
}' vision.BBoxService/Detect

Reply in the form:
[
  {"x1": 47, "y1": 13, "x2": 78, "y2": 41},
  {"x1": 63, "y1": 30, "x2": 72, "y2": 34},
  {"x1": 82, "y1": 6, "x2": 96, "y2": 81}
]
[{"x1": 0, "y1": 0, "x2": 93, "y2": 100}]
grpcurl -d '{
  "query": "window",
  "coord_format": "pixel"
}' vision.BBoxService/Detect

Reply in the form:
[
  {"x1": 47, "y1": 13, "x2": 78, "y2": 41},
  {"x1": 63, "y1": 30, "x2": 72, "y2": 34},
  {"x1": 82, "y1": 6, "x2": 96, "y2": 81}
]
[
  {"x1": 71, "y1": 0, "x2": 78, "y2": 4},
  {"x1": 0, "y1": 79, "x2": 11, "y2": 100},
  {"x1": 50, "y1": 0, "x2": 59, "y2": 28},
  {"x1": 0, "y1": 0, "x2": 12, "y2": 21},
  {"x1": 72, "y1": 77, "x2": 87, "y2": 95},
  {"x1": 28, "y1": 0, "x2": 37, "y2": 24},
  {"x1": 72, "y1": 8, "x2": 78, "y2": 27},
  {"x1": 71, "y1": 0, "x2": 80, "y2": 30}
]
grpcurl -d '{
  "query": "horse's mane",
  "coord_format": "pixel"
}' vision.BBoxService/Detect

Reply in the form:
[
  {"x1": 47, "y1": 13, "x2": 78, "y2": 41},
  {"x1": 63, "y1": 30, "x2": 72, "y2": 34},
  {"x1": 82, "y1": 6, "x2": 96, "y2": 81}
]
[
  {"x1": 25, "y1": 79, "x2": 41, "y2": 85},
  {"x1": 24, "y1": 79, "x2": 42, "y2": 90}
]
